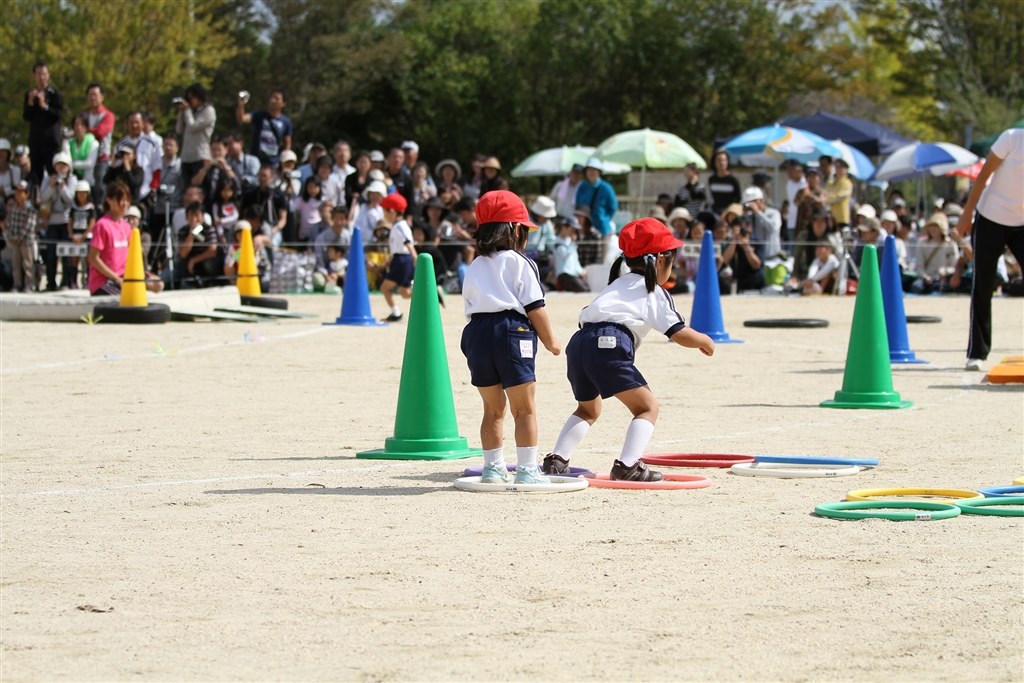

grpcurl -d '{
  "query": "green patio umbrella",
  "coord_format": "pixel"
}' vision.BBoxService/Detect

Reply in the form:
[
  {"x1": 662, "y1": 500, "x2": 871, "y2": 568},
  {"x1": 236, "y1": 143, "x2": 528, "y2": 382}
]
[{"x1": 594, "y1": 128, "x2": 706, "y2": 202}]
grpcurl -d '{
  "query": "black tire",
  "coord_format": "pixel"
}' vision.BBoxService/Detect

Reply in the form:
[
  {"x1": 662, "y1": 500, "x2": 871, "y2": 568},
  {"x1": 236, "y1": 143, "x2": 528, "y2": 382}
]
[
  {"x1": 93, "y1": 303, "x2": 172, "y2": 325},
  {"x1": 241, "y1": 294, "x2": 288, "y2": 310},
  {"x1": 743, "y1": 318, "x2": 829, "y2": 329},
  {"x1": 906, "y1": 315, "x2": 942, "y2": 324}
]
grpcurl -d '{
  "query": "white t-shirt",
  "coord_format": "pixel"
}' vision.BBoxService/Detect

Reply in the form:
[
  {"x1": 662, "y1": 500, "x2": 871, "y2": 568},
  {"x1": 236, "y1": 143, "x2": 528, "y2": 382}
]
[
  {"x1": 463, "y1": 250, "x2": 545, "y2": 318},
  {"x1": 389, "y1": 219, "x2": 414, "y2": 255},
  {"x1": 807, "y1": 253, "x2": 840, "y2": 283},
  {"x1": 786, "y1": 177, "x2": 807, "y2": 228},
  {"x1": 353, "y1": 204, "x2": 383, "y2": 236},
  {"x1": 578, "y1": 272, "x2": 686, "y2": 349},
  {"x1": 977, "y1": 128, "x2": 1024, "y2": 226}
]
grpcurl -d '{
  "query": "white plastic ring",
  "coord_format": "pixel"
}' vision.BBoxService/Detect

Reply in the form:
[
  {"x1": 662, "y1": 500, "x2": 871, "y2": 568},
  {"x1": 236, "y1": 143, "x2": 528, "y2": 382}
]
[
  {"x1": 453, "y1": 475, "x2": 589, "y2": 493},
  {"x1": 730, "y1": 462, "x2": 864, "y2": 478}
]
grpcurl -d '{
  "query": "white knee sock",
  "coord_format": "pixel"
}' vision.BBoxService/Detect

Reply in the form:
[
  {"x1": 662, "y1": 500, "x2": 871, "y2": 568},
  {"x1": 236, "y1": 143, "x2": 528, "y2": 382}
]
[
  {"x1": 618, "y1": 419, "x2": 655, "y2": 466},
  {"x1": 483, "y1": 448, "x2": 504, "y2": 468},
  {"x1": 552, "y1": 415, "x2": 590, "y2": 460},
  {"x1": 516, "y1": 446, "x2": 538, "y2": 468}
]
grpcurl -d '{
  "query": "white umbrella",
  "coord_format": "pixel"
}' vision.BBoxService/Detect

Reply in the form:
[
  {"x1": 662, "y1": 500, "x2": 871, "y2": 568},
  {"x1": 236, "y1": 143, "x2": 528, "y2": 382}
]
[
  {"x1": 830, "y1": 139, "x2": 876, "y2": 180},
  {"x1": 872, "y1": 142, "x2": 979, "y2": 182},
  {"x1": 510, "y1": 145, "x2": 631, "y2": 178}
]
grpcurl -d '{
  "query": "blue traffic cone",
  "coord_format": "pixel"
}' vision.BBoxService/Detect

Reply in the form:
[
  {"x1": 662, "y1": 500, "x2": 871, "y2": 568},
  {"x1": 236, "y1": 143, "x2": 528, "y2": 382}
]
[
  {"x1": 880, "y1": 235, "x2": 927, "y2": 364},
  {"x1": 689, "y1": 230, "x2": 742, "y2": 343},
  {"x1": 326, "y1": 226, "x2": 385, "y2": 326}
]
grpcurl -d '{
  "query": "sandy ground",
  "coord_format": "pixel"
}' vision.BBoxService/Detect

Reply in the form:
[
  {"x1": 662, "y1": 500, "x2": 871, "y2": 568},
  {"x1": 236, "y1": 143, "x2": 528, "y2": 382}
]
[{"x1": 1, "y1": 289, "x2": 1022, "y2": 682}]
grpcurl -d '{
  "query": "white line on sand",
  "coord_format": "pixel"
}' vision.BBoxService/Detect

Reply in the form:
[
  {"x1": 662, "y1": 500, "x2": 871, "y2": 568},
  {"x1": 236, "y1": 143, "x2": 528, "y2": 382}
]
[
  {"x1": 2, "y1": 324, "x2": 331, "y2": 374},
  {"x1": 25, "y1": 461, "x2": 418, "y2": 496}
]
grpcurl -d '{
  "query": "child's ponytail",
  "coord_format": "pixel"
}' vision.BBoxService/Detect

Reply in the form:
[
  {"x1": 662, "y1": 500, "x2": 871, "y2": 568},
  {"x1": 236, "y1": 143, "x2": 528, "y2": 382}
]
[
  {"x1": 608, "y1": 255, "x2": 626, "y2": 285},
  {"x1": 643, "y1": 254, "x2": 657, "y2": 292},
  {"x1": 613, "y1": 250, "x2": 673, "y2": 292}
]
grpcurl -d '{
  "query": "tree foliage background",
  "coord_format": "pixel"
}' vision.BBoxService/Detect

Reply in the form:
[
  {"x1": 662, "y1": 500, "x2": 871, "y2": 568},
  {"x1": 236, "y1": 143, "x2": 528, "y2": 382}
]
[{"x1": 2, "y1": 0, "x2": 1021, "y2": 170}]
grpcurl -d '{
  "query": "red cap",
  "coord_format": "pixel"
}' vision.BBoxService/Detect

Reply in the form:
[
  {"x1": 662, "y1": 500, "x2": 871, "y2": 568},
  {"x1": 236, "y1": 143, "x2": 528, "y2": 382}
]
[
  {"x1": 379, "y1": 192, "x2": 408, "y2": 214},
  {"x1": 617, "y1": 217, "x2": 684, "y2": 258},
  {"x1": 475, "y1": 190, "x2": 538, "y2": 231}
]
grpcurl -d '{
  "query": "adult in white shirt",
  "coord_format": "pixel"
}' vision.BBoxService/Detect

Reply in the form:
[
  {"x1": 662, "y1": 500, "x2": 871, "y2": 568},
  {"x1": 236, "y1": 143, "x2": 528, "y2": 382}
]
[
  {"x1": 551, "y1": 164, "x2": 584, "y2": 218},
  {"x1": 959, "y1": 127, "x2": 1024, "y2": 369},
  {"x1": 784, "y1": 160, "x2": 807, "y2": 238},
  {"x1": 113, "y1": 111, "x2": 161, "y2": 199}
]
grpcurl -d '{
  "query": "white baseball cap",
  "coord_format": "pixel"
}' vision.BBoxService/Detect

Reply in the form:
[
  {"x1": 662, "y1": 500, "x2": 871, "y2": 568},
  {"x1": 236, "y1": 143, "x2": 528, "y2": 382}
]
[
  {"x1": 52, "y1": 152, "x2": 72, "y2": 168},
  {"x1": 401, "y1": 140, "x2": 419, "y2": 153},
  {"x1": 364, "y1": 180, "x2": 388, "y2": 197},
  {"x1": 125, "y1": 205, "x2": 142, "y2": 219},
  {"x1": 742, "y1": 186, "x2": 764, "y2": 204},
  {"x1": 0, "y1": 138, "x2": 10, "y2": 151},
  {"x1": 530, "y1": 195, "x2": 557, "y2": 219},
  {"x1": 279, "y1": 149, "x2": 297, "y2": 165},
  {"x1": 856, "y1": 204, "x2": 877, "y2": 219},
  {"x1": 880, "y1": 209, "x2": 898, "y2": 223},
  {"x1": 75, "y1": 180, "x2": 91, "y2": 193}
]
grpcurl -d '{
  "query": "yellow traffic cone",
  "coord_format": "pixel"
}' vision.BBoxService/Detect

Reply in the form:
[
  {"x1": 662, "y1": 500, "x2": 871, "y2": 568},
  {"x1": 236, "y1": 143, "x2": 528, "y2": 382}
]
[
  {"x1": 236, "y1": 221, "x2": 261, "y2": 297},
  {"x1": 119, "y1": 227, "x2": 148, "y2": 307}
]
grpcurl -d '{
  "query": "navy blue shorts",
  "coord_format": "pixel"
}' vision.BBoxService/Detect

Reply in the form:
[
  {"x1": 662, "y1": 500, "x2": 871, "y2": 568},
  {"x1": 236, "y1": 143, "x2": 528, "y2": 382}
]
[
  {"x1": 461, "y1": 311, "x2": 537, "y2": 389},
  {"x1": 566, "y1": 322, "x2": 646, "y2": 401},
  {"x1": 385, "y1": 253, "x2": 414, "y2": 288}
]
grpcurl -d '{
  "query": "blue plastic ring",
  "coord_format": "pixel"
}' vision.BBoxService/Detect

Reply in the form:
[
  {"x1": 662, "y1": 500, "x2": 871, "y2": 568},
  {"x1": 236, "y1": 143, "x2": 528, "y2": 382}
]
[
  {"x1": 755, "y1": 455, "x2": 880, "y2": 467},
  {"x1": 979, "y1": 485, "x2": 1024, "y2": 497}
]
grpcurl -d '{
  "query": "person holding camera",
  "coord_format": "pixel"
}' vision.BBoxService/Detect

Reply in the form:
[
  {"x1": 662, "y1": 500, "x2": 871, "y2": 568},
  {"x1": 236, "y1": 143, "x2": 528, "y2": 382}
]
[
  {"x1": 719, "y1": 214, "x2": 765, "y2": 295},
  {"x1": 740, "y1": 185, "x2": 779, "y2": 258},
  {"x1": 22, "y1": 61, "x2": 64, "y2": 187},
  {"x1": 0, "y1": 139, "x2": 24, "y2": 202},
  {"x1": 235, "y1": 88, "x2": 292, "y2": 167},
  {"x1": 175, "y1": 83, "x2": 216, "y2": 189},
  {"x1": 38, "y1": 152, "x2": 75, "y2": 290},
  {"x1": 103, "y1": 145, "x2": 144, "y2": 203}
]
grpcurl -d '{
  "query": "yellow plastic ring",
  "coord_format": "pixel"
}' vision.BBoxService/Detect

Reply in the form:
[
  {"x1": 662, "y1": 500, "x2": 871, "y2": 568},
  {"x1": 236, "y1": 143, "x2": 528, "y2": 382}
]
[
  {"x1": 846, "y1": 487, "x2": 984, "y2": 504},
  {"x1": 1014, "y1": 476, "x2": 1024, "y2": 485}
]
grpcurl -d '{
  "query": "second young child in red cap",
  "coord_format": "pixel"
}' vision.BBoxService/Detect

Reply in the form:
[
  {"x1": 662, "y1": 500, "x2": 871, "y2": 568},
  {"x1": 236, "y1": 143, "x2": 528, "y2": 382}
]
[
  {"x1": 461, "y1": 190, "x2": 561, "y2": 484},
  {"x1": 543, "y1": 217, "x2": 715, "y2": 481},
  {"x1": 379, "y1": 192, "x2": 416, "y2": 321}
]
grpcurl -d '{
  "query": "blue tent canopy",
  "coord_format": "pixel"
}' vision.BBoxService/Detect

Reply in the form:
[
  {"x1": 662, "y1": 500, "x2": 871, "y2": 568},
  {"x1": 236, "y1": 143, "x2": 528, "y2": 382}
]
[{"x1": 779, "y1": 111, "x2": 914, "y2": 157}]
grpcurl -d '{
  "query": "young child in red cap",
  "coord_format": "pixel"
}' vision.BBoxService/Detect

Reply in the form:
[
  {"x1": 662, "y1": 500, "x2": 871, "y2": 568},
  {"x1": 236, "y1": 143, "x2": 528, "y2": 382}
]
[
  {"x1": 461, "y1": 190, "x2": 561, "y2": 484},
  {"x1": 379, "y1": 192, "x2": 416, "y2": 321},
  {"x1": 543, "y1": 217, "x2": 715, "y2": 481}
]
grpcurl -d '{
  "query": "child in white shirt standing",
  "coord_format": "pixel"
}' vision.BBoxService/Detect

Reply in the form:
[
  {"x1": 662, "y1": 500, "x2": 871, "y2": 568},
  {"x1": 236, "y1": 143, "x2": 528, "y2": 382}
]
[{"x1": 461, "y1": 190, "x2": 561, "y2": 484}]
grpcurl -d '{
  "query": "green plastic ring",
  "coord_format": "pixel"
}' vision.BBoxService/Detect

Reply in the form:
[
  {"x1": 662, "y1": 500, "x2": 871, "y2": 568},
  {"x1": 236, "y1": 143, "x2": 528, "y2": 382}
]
[
  {"x1": 953, "y1": 496, "x2": 1024, "y2": 517},
  {"x1": 815, "y1": 500, "x2": 961, "y2": 522}
]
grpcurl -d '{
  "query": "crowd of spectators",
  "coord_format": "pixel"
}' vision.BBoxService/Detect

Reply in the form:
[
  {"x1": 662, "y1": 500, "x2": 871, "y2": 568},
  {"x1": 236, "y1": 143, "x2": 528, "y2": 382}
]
[{"x1": 1, "y1": 62, "x2": 1019, "y2": 299}]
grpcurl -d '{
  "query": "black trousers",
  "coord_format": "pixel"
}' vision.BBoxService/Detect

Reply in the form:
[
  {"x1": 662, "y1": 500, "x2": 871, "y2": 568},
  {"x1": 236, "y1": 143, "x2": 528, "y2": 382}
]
[{"x1": 967, "y1": 212, "x2": 1024, "y2": 360}]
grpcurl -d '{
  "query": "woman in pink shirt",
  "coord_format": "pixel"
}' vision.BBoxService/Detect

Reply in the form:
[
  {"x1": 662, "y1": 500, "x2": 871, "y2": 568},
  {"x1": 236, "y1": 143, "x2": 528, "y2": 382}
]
[{"x1": 88, "y1": 181, "x2": 163, "y2": 295}]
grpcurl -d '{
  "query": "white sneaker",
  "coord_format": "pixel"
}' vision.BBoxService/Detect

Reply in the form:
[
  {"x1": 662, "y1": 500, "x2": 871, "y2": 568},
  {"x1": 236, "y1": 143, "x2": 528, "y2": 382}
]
[
  {"x1": 480, "y1": 463, "x2": 512, "y2": 484},
  {"x1": 965, "y1": 359, "x2": 983, "y2": 371}
]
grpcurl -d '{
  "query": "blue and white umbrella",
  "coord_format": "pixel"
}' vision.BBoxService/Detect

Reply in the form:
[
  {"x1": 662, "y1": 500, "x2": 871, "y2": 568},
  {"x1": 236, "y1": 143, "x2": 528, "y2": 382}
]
[
  {"x1": 720, "y1": 125, "x2": 843, "y2": 166},
  {"x1": 830, "y1": 139, "x2": 875, "y2": 180},
  {"x1": 872, "y1": 142, "x2": 978, "y2": 182}
]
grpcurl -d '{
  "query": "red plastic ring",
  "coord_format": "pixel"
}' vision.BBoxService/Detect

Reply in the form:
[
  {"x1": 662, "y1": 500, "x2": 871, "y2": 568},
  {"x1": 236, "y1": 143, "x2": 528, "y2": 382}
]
[
  {"x1": 641, "y1": 453, "x2": 755, "y2": 468},
  {"x1": 582, "y1": 472, "x2": 712, "y2": 490}
]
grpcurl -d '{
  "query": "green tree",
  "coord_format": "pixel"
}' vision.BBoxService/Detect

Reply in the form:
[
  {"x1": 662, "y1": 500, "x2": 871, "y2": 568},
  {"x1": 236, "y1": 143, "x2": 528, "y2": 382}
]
[
  {"x1": 1, "y1": 0, "x2": 240, "y2": 142},
  {"x1": 855, "y1": 0, "x2": 1024, "y2": 141}
]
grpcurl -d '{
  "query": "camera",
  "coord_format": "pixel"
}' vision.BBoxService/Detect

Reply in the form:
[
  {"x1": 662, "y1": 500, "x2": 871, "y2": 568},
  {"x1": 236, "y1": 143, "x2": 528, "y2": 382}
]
[
  {"x1": 238, "y1": 90, "x2": 250, "y2": 103},
  {"x1": 288, "y1": 170, "x2": 301, "y2": 180},
  {"x1": 157, "y1": 184, "x2": 176, "y2": 197},
  {"x1": 171, "y1": 96, "x2": 185, "y2": 106}
]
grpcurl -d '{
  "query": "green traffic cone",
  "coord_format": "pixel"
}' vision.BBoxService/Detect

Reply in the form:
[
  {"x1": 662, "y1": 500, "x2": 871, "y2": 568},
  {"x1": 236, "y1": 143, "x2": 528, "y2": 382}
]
[
  {"x1": 821, "y1": 245, "x2": 912, "y2": 410},
  {"x1": 357, "y1": 254, "x2": 482, "y2": 460}
]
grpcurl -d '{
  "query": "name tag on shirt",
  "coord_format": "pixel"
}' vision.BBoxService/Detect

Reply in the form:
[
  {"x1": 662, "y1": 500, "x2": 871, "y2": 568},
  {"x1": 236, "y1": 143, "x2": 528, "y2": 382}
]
[
  {"x1": 520, "y1": 339, "x2": 533, "y2": 359},
  {"x1": 598, "y1": 335, "x2": 617, "y2": 349}
]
